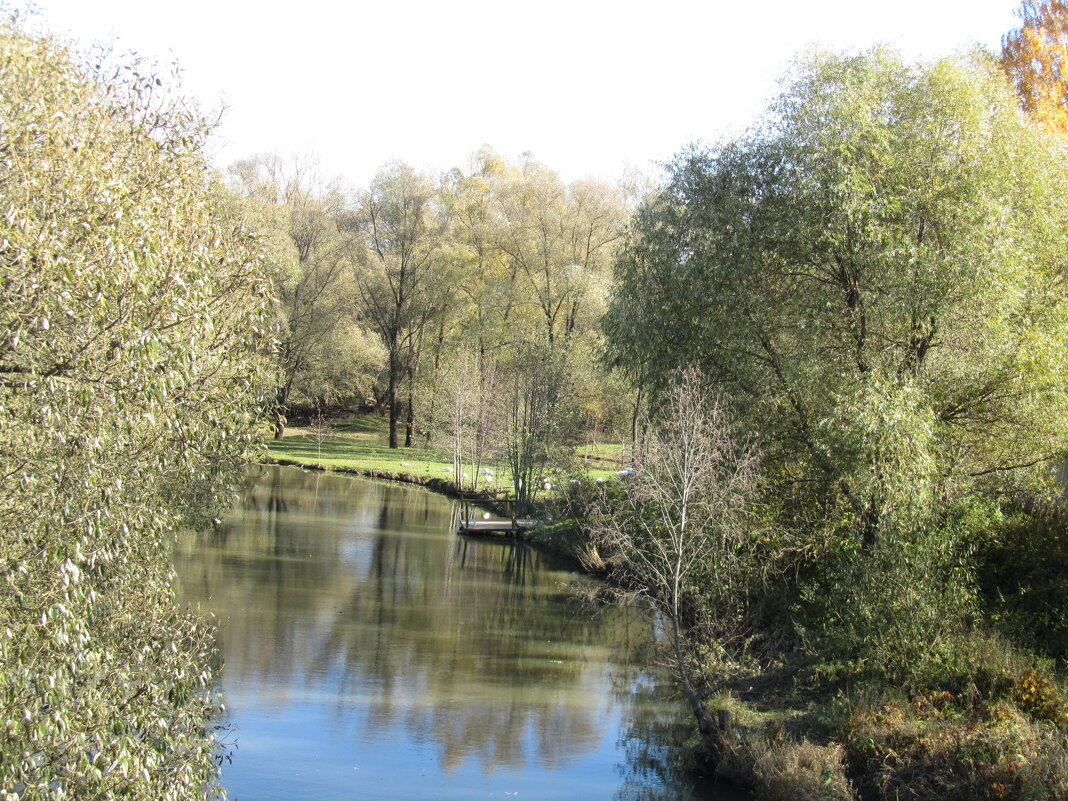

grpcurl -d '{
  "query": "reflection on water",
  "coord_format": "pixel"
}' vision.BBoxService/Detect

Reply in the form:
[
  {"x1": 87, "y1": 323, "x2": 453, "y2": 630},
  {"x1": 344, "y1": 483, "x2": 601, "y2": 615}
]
[{"x1": 174, "y1": 466, "x2": 745, "y2": 801}]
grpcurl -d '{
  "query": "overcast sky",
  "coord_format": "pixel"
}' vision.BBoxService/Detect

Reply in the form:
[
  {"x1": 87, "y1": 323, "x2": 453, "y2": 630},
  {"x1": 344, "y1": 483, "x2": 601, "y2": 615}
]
[{"x1": 31, "y1": 0, "x2": 1020, "y2": 187}]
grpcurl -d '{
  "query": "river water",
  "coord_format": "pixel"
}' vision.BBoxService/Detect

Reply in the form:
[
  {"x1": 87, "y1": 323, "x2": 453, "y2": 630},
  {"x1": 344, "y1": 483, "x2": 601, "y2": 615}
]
[{"x1": 174, "y1": 465, "x2": 746, "y2": 801}]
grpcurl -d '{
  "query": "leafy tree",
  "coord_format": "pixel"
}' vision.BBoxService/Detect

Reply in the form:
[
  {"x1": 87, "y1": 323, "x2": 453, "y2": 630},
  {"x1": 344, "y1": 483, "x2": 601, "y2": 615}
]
[
  {"x1": 435, "y1": 150, "x2": 629, "y2": 501},
  {"x1": 228, "y1": 154, "x2": 380, "y2": 437},
  {"x1": 496, "y1": 156, "x2": 625, "y2": 348},
  {"x1": 1002, "y1": 0, "x2": 1068, "y2": 135},
  {"x1": 0, "y1": 19, "x2": 274, "y2": 799},
  {"x1": 607, "y1": 49, "x2": 1068, "y2": 667},
  {"x1": 348, "y1": 162, "x2": 443, "y2": 448}
]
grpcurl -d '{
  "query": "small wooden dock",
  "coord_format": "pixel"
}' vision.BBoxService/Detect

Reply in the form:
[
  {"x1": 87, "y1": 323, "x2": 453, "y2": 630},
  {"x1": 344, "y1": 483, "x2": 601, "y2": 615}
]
[
  {"x1": 457, "y1": 517, "x2": 540, "y2": 536},
  {"x1": 454, "y1": 493, "x2": 540, "y2": 537}
]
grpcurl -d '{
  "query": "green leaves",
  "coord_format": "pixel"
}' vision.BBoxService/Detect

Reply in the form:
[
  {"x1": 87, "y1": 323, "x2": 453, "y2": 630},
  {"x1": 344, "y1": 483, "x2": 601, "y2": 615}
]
[
  {"x1": 611, "y1": 47, "x2": 1068, "y2": 521},
  {"x1": 0, "y1": 18, "x2": 274, "y2": 801},
  {"x1": 608, "y1": 47, "x2": 1068, "y2": 675}
]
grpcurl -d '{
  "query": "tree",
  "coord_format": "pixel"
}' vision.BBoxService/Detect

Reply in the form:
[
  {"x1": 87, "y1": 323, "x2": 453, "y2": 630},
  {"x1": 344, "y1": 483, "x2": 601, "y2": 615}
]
[
  {"x1": 505, "y1": 343, "x2": 576, "y2": 512},
  {"x1": 440, "y1": 347, "x2": 503, "y2": 494},
  {"x1": 434, "y1": 150, "x2": 630, "y2": 502},
  {"x1": 1001, "y1": 0, "x2": 1068, "y2": 135},
  {"x1": 496, "y1": 156, "x2": 625, "y2": 348},
  {"x1": 607, "y1": 49, "x2": 1068, "y2": 671},
  {"x1": 587, "y1": 368, "x2": 760, "y2": 746},
  {"x1": 608, "y1": 49, "x2": 1068, "y2": 545},
  {"x1": 349, "y1": 163, "x2": 443, "y2": 448},
  {"x1": 228, "y1": 154, "x2": 377, "y2": 438},
  {"x1": 0, "y1": 19, "x2": 274, "y2": 799}
]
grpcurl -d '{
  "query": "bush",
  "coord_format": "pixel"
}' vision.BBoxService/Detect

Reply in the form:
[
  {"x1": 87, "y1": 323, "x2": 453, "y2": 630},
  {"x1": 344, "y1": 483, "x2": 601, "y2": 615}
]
[{"x1": 976, "y1": 507, "x2": 1068, "y2": 661}]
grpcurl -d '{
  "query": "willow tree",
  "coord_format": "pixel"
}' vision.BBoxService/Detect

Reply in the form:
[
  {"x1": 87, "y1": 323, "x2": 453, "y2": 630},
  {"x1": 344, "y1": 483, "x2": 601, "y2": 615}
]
[
  {"x1": 607, "y1": 49, "x2": 1068, "y2": 669},
  {"x1": 0, "y1": 19, "x2": 274, "y2": 800},
  {"x1": 496, "y1": 156, "x2": 625, "y2": 349}
]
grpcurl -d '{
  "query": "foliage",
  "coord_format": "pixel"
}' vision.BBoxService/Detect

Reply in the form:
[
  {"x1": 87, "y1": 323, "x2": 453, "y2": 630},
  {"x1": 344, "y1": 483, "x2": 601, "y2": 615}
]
[
  {"x1": 505, "y1": 343, "x2": 580, "y2": 511},
  {"x1": 227, "y1": 153, "x2": 384, "y2": 436},
  {"x1": 348, "y1": 161, "x2": 445, "y2": 449},
  {"x1": 0, "y1": 19, "x2": 273, "y2": 800},
  {"x1": 838, "y1": 680, "x2": 1068, "y2": 801},
  {"x1": 428, "y1": 149, "x2": 629, "y2": 502},
  {"x1": 607, "y1": 47, "x2": 1068, "y2": 671},
  {"x1": 1002, "y1": 0, "x2": 1068, "y2": 135},
  {"x1": 976, "y1": 506, "x2": 1068, "y2": 661}
]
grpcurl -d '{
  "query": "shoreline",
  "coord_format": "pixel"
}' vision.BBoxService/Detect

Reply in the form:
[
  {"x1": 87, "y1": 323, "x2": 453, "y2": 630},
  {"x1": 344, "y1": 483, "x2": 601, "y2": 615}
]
[{"x1": 256, "y1": 457, "x2": 1068, "y2": 801}]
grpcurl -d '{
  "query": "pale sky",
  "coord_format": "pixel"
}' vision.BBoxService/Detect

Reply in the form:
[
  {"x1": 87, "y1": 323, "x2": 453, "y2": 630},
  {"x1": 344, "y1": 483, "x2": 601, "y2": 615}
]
[{"x1": 31, "y1": 0, "x2": 1020, "y2": 187}]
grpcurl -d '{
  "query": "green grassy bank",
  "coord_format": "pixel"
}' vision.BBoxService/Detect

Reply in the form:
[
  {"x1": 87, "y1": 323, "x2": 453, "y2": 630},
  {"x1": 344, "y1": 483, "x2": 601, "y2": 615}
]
[{"x1": 264, "y1": 415, "x2": 615, "y2": 496}]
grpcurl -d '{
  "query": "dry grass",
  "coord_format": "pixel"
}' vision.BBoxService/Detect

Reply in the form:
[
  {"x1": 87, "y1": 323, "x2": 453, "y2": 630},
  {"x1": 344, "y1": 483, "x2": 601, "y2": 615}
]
[
  {"x1": 716, "y1": 728, "x2": 855, "y2": 801},
  {"x1": 839, "y1": 684, "x2": 1068, "y2": 801},
  {"x1": 753, "y1": 738, "x2": 855, "y2": 801}
]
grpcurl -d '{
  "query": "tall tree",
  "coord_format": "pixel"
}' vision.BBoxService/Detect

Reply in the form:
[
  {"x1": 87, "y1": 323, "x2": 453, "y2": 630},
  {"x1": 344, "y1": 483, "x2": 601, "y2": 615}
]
[
  {"x1": 349, "y1": 163, "x2": 443, "y2": 448},
  {"x1": 608, "y1": 48, "x2": 1068, "y2": 554},
  {"x1": 228, "y1": 154, "x2": 374, "y2": 438},
  {"x1": 0, "y1": 19, "x2": 274, "y2": 799},
  {"x1": 1002, "y1": 0, "x2": 1068, "y2": 135},
  {"x1": 496, "y1": 157, "x2": 625, "y2": 349}
]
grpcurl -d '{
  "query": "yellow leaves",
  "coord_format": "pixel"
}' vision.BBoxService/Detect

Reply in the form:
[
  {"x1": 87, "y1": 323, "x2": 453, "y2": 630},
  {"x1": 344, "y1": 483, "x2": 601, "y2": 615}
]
[{"x1": 1001, "y1": 1, "x2": 1068, "y2": 136}]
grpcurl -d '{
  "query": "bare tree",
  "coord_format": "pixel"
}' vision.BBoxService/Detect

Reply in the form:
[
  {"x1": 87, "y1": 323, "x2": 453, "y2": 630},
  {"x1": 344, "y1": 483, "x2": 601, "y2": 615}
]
[
  {"x1": 588, "y1": 366, "x2": 760, "y2": 745},
  {"x1": 439, "y1": 348, "x2": 504, "y2": 494},
  {"x1": 506, "y1": 344, "x2": 575, "y2": 513}
]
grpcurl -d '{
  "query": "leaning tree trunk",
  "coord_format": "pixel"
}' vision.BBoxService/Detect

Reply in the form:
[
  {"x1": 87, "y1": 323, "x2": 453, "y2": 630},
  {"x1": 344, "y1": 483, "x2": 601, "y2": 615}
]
[
  {"x1": 274, "y1": 383, "x2": 292, "y2": 440},
  {"x1": 668, "y1": 597, "x2": 727, "y2": 753}
]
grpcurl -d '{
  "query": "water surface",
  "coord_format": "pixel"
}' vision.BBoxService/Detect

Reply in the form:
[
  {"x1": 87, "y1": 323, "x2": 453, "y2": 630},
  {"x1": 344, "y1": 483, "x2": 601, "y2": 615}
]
[{"x1": 175, "y1": 465, "x2": 745, "y2": 801}]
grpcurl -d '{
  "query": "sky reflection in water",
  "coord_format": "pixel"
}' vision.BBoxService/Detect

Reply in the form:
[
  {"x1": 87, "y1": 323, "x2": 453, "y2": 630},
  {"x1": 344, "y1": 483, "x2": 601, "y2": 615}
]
[{"x1": 174, "y1": 465, "x2": 745, "y2": 801}]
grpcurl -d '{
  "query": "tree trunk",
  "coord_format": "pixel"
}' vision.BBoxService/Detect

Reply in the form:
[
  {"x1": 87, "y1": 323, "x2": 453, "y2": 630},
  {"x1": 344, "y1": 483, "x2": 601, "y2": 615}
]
[
  {"x1": 670, "y1": 613, "x2": 721, "y2": 749},
  {"x1": 404, "y1": 374, "x2": 415, "y2": 448},
  {"x1": 274, "y1": 383, "x2": 292, "y2": 440},
  {"x1": 387, "y1": 346, "x2": 400, "y2": 449},
  {"x1": 630, "y1": 382, "x2": 644, "y2": 448}
]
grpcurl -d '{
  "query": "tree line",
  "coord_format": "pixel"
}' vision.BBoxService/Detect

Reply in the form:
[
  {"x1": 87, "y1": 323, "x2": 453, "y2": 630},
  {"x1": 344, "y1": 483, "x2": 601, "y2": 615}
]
[{"x1": 240, "y1": 149, "x2": 640, "y2": 504}]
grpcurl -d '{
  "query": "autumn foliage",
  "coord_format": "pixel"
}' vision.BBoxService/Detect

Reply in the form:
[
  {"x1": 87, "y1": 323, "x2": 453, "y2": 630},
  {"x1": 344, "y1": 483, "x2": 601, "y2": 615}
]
[{"x1": 1001, "y1": 0, "x2": 1068, "y2": 135}]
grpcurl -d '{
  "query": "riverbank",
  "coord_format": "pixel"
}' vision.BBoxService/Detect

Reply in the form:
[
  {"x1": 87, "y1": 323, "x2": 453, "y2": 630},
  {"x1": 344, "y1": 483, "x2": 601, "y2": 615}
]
[
  {"x1": 264, "y1": 418, "x2": 617, "y2": 497},
  {"x1": 530, "y1": 516, "x2": 1068, "y2": 801},
  {"x1": 260, "y1": 426, "x2": 1068, "y2": 801}
]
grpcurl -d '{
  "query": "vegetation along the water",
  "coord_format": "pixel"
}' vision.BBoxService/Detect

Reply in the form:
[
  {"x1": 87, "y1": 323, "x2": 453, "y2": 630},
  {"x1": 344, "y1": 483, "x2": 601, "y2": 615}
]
[{"x1": 4, "y1": 3, "x2": 1068, "y2": 799}]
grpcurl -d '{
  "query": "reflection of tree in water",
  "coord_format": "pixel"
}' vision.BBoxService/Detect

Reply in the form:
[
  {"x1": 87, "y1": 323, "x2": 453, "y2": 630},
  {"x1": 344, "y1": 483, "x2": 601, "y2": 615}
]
[
  {"x1": 319, "y1": 526, "x2": 627, "y2": 771},
  {"x1": 176, "y1": 467, "x2": 384, "y2": 693},
  {"x1": 609, "y1": 653, "x2": 747, "y2": 801},
  {"x1": 174, "y1": 467, "x2": 650, "y2": 774}
]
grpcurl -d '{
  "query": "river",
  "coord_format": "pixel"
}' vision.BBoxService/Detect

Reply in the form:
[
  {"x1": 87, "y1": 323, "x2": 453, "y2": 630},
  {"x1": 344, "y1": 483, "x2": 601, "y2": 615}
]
[{"x1": 174, "y1": 465, "x2": 747, "y2": 801}]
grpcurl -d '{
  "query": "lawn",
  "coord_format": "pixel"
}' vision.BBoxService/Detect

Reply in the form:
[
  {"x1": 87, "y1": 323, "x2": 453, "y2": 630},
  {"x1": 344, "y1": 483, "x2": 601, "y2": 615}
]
[{"x1": 264, "y1": 415, "x2": 621, "y2": 490}]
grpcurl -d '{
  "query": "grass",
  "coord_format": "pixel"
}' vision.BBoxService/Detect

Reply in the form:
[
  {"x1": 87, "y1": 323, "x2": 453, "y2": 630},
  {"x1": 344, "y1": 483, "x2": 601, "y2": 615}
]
[
  {"x1": 263, "y1": 414, "x2": 618, "y2": 493},
  {"x1": 700, "y1": 629, "x2": 1068, "y2": 801},
  {"x1": 268, "y1": 432, "x2": 457, "y2": 481}
]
